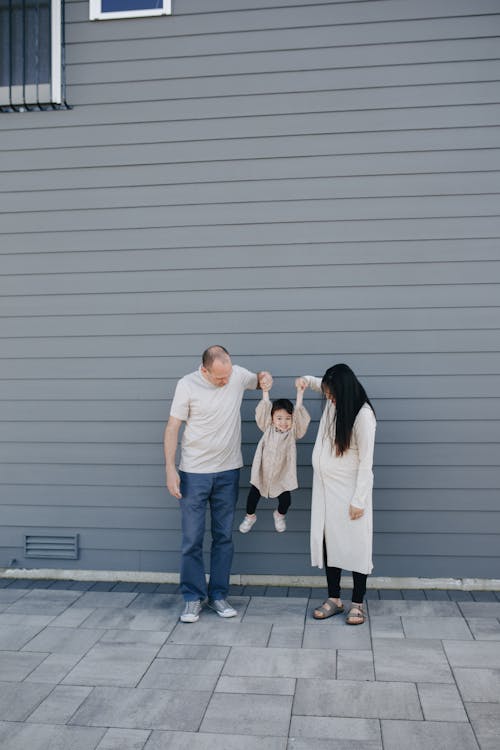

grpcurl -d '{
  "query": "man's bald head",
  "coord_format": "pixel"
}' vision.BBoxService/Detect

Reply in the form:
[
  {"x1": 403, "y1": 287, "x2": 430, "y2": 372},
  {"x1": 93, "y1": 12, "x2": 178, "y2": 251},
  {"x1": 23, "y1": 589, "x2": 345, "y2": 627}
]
[
  {"x1": 201, "y1": 346, "x2": 232, "y2": 387},
  {"x1": 202, "y1": 345, "x2": 230, "y2": 369}
]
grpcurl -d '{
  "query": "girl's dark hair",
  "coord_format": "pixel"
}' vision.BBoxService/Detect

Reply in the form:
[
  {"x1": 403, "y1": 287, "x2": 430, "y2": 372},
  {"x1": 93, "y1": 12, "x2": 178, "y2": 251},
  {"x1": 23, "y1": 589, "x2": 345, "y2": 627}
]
[
  {"x1": 321, "y1": 363, "x2": 375, "y2": 456},
  {"x1": 271, "y1": 398, "x2": 294, "y2": 416}
]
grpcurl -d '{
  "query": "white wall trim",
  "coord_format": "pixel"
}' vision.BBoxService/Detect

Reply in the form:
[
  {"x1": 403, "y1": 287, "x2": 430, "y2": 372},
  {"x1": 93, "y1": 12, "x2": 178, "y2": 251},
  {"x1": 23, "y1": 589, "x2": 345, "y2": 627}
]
[{"x1": 1, "y1": 568, "x2": 499, "y2": 591}]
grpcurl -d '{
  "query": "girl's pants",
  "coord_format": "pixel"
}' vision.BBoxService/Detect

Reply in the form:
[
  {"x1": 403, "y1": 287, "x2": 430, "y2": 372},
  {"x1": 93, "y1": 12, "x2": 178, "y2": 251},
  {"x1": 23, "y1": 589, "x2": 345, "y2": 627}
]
[
  {"x1": 323, "y1": 541, "x2": 368, "y2": 603},
  {"x1": 246, "y1": 484, "x2": 291, "y2": 515}
]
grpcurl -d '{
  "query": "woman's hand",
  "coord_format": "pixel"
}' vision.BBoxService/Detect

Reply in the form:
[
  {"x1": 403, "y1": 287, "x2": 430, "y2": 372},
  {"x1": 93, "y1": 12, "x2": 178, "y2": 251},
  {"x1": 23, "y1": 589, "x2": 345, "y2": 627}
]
[{"x1": 349, "y1": 504, "x2": 364, "y2": 520}]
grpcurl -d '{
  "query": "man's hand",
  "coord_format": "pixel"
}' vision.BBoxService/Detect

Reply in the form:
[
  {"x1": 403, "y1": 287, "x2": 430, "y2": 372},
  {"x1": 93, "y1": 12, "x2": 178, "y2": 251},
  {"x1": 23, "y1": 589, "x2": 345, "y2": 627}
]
[
  {"x1": 166, "y1": 469, "x2": 182, "y2": 499},
  {"x1": 349, "y1": 504, "x2": 364, "y2": 520},
  {"x1": 295, "y1": 377, "x2": 308, "y2": 390},
  {"x1": 258, "y1": 371, "x2": 273, "y2": 391}
]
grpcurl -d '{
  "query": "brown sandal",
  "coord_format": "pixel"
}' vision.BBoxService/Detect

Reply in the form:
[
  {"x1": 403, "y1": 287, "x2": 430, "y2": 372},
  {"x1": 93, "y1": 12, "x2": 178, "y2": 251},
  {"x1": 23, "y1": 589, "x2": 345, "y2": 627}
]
[
  {"x1": 346, "y1": 605, "x2": 366, "y2": 625},
  {"x1": 313, "y1": 598, "x2": 344, "y2": 620}
]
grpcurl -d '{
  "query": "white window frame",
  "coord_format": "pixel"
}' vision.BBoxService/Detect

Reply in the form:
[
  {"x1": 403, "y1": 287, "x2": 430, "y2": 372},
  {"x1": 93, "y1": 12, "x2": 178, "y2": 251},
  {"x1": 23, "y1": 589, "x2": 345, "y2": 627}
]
[
  {"x1": 89, "y1": 0, "x2": 170, "y2": 21},
  {"x1": 0, "y1": 0, "x2": 62, "y2": 107}
]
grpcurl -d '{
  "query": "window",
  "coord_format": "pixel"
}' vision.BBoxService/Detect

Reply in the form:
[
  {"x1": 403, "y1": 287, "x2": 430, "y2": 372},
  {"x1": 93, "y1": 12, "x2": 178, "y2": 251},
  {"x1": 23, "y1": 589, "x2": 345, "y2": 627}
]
[
  {"x1": 90, "y1": 0, "x2": 170, "y2": 21},
  {"x1": 0, "y1": 0, "x2": 63, "y2": 111}
]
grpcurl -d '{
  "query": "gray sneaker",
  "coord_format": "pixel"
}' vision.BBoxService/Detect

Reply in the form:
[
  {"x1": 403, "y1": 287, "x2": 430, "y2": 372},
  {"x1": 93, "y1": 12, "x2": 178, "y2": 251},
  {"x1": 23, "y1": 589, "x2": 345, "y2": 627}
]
[
  {"x1": 180, "y1": 599, "x2": 203, "y2": 623},
  {"x1": 208, "y1": 599, "x2": 237, "y2": 618}
]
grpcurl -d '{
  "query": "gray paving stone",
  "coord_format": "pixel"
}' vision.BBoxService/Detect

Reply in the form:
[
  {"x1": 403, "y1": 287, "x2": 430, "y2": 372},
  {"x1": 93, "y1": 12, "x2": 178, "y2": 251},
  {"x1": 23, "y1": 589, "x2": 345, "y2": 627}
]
[
  {"x1": 372, "y1": 638, "x2": 453, "y2": 683},
  {"x1": 243, "y1": 596, "x2": 308, "y2": 622},
  {"x1": 99, "y1": 629, "x2": 167, "y2": 647},
  {"x1": 265, "y1": 587, "x2": 289, "y2": 597},
  {"x1": 139, "y1": 657, "x2": 224, "y2": 691},
  {"x1": 74, "y1": 591, "x2": 138, "y2": 609},
  {"x1": 49, "y1": 607, "x2": 96, "y2": 628},
  {"x1": 0, "y1": 589, "x2": 29, "y2": 603},
  {"x1": 79, "y1": 606, "x2": 178, "y2": 633},
  {"x1": 447, "y1": 590, "x2": 474, "y2": 601},
  {"x1": 285, "y1": 739, "x2": 381, "y2": 749},
  {"x1": 200, "y1": 693, "x2": 292, "y2": 736},
  {"x1": 96, "y1": 728, "x2": 151, "y2": 750},
  {"x1": 471, "y1": 591, "x2": 498, "y2": 602},
  {"x1": 223, "y1": 645, "x2": 335, "y2": 678},
  {"x1": 70, "y1": 686, "x2": 211, "y2": 731},
  {"x1": 0, "y1": 682, "x2": 54, "y2": 721},
  {"x1": 0, "y1": 721, "x2": 105, "y2": 750},
  {"x1": 27, "y1": 685, "x2": 92, "y2": 724},
  {"x1": 268, "y1": 624, "x2": 304, "y2": 648},
  {"x1": 466, "y1": 702, "x2": 500, "y2": 750},
  {"x1": 215, "y1": 676, "x2": 296, "y2": 695},
  {"x1": 379, "y1": 590, "x2": 403, "y2": 600},
  {"x1": 144, "y1": 731, "x2": 286, "y2": 749},
  {"x1": 62, "y1": 640, "x2": 159, "y2": 687},
  {"x1": 369, "y1": 616, "x2": 404, "y2": 639},
  {"x1": 156, "y1": 643, "x2": 230, "y2": 660},
  {"x1": 425, "y1": 590, "x2": 451, "y2": 600},
  {"x1": 443, "y1": 640, "x2": 500, "y2": 668},
  {"x1": 22, "y1": 626, "x2": 104, "y2": 655},
  {"x1": 337, "y1": 649, "x2": 375, "y2": 681},
  {"x1": 0, "y1": 650, "x2": 48, "y2": 681},
  {"x1": 367, "y1": 600, "x2": 459, "y2": 617},
  {"x1": 381, "y1": 719, "x2": 479, "y2": 750},
  {"x1": 5, "y1": 590, "x2": 82, "y2": 615},
  {"x1": 294, "y1": 678, "x2": 422, "y2": 719},
  {"x1": 401, "y1": 616, "x2": 473, "y2": 640},
  {"x1": 454, "y1": 668, "x2": 500, "y2": 702},
  {"x1": 127, "y1": 593, "x2": 182, "y2": 611},
  {"x1": 302, "y1": 621, "x2": 371, "y2": 650},
  {"x1": 90, "y1": 582, "x2": 115, "y2": 592},
  {"x1": 24, "y1": 653, "x2": 82, "y2": 684},
  {"x1": 167, "y1": 620, "x2": 272, "y2": 647},
  {"x1": 459, "y1": 602, "x2": 500, "y2": 618},
  {"x1": 417, "y1": 682, "x2": 468, "y2": 722},
  {"x1": 289, "y1": 715, "x2": 381, "y2": 742},
  {"x1": 466, "y1": 618, "x2": 500, "y2": 640},
  {"x1": 0, "y1": 623, "x2": 49, "y2": 650},
  {"x1": 401, "y1": 589, "x2": 426, "y2": 600}
]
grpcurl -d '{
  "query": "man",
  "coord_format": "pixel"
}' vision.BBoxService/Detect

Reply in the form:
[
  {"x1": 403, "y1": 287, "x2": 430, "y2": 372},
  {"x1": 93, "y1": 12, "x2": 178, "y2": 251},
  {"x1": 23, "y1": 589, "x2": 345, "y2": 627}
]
[{"x1": 164, "y1": 345, "x2": 272, "y2": 623}]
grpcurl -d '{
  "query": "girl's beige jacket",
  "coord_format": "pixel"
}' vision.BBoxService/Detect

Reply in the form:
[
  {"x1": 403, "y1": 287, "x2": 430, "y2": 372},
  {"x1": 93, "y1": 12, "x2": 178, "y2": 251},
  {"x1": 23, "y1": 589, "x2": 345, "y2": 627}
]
[{"x1": 250, "y1": 399, "x2": 310, "y2": 498}]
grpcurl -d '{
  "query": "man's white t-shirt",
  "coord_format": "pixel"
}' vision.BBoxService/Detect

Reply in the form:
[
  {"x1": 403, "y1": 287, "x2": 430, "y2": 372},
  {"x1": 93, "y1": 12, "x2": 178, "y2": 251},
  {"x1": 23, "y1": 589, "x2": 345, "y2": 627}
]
[{"x1": 170, "y1": 364, "x2": 258, "y2": 473}]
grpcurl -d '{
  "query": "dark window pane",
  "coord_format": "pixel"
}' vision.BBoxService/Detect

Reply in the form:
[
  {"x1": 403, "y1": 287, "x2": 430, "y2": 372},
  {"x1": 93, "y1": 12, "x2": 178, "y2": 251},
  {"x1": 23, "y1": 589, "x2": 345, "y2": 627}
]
[
  {"x1": 101, "y1": 0, "x2": 162, "y2": 11},
  {"x1": 0, "y1": 0, "x2": 50, "y2": 88}
]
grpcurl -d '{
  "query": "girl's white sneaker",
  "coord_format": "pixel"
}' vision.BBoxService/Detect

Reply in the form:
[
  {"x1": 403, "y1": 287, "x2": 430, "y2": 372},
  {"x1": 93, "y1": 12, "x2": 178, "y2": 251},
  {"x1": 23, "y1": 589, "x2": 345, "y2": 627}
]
[
  {"x1": 239, "y1": 515, "x2": 257, "y2": 533},
  {"x1": 273, "y1": 510, "x2": 287, "y2": 532}
]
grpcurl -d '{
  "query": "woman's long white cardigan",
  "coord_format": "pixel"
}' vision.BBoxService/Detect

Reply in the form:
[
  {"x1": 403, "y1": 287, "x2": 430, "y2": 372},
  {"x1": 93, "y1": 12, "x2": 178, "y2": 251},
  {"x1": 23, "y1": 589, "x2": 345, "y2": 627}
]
[{"x1": 305, "y1": 376, "x2": 376, "y2": 575}]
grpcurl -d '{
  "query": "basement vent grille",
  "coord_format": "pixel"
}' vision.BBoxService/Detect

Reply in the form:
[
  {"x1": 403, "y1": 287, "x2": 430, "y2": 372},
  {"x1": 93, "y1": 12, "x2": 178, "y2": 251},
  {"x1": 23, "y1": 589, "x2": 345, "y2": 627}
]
[{"x1": 24, "y1": 534, "x2": 79, "y2": 560}]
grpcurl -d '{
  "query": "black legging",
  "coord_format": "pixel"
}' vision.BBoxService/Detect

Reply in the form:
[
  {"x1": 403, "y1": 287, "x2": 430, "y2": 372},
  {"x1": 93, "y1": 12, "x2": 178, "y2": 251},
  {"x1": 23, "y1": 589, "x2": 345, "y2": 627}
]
[
  {"x1": 246, "y1": 484, "x2": 291, "y2": 515},
  {"x1": 323, "y1": 541, "x2": 367, "y2": 603}
]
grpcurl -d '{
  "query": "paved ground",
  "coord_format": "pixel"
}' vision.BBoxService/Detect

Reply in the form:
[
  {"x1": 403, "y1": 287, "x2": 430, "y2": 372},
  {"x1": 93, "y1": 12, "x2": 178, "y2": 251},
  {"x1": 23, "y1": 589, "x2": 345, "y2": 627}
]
[{"x1": 0, "y1": 580, "x2": 499, "y2": 749}]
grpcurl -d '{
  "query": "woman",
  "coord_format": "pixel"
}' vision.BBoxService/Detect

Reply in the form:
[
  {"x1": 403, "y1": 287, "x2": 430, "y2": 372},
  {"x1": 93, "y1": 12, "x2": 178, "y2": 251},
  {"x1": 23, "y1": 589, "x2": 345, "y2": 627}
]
[{"x1": 296, "y1": 364, "x2": 376, "y2": 625}]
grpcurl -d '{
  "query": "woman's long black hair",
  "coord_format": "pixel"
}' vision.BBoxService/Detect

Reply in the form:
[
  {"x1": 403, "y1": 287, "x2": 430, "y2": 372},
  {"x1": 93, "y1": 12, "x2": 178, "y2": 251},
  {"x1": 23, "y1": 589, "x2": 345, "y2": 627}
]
[{"x1": 321, "y1": 363, "x2": 375, "y2": 456}]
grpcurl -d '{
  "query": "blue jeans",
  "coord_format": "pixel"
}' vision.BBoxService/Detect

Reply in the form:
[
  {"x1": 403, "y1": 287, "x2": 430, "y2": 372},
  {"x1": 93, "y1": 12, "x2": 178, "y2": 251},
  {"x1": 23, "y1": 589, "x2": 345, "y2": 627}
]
[{"x1": 179, "y1": 468, "x2": 239, "y2": 602}]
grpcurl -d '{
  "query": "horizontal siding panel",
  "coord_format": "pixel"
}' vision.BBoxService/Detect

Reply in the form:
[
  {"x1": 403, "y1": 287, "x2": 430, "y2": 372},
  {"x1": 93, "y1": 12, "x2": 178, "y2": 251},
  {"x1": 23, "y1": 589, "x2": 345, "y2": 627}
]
[
  {"x1": 1, "y1": 217, "x2": 499, "y2": 247},
  {"x1": 3, "y1": 398, "x2": 500, "y2": 423},
  {"x1": 3, "y1": 151, "x2": 500, "y2": 194},
  {"x1": 3, "y1": 128, "x2": 500, "y2": 174},
  {"x1": 2, "y1": 485, "x2": 498, "y2": 512},
  {"x1": 2, "y1": 419, "x2": 498, "y2": 444},
  {"x1": 4, "y1": 104, "x2": 500, "y2": 153},
  {"x1": 63, "y1": 67, "x2": 500, "y2": 104},
  {"x1": 65, "y1": 13, "x2": 500, "y2": 46},
  {"x1": 2, "y1": 262, "x2": 500, "y2": 294},
  {"x1": 3, "y1": 172, "x2": 500, "y2": 214},
  {"x1": 2, "y1": 197, "x2": 500, "y2": 234},
  {"x1": 1, "y1": 331, "x2": 499, "y2": 358},
  {"x1": 0, "y1": 443, "x2": 497, "y2": 467},
  {"x1": 2, "y1": 285, "x2": 500, "y2": 316},
  {"x1": 1, "y1": 465, "x2": 499, "y2": 492},
  {"x1": 64, "y1": 36, "x2": 500, "y2": 71},
  {"x1": 1, "y1": 375, "x2": 500, "y2": 400},
  {"x1": 2, "y1": 308, "x2": 500, "y2": 337}
]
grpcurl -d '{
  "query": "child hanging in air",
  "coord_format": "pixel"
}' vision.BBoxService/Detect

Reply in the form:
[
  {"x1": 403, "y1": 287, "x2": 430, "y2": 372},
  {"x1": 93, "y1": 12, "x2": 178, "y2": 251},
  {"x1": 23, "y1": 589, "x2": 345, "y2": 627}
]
[{"x1": 239, "y1": 381, "x2": 310, "y2": 533}]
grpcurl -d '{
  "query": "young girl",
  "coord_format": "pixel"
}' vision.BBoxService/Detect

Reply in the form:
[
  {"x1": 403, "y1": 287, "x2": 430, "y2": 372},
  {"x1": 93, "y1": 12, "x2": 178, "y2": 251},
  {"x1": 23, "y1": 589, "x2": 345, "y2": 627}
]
[{"x1": 239, "y1": 383, "x2": 310, "y2": 533}]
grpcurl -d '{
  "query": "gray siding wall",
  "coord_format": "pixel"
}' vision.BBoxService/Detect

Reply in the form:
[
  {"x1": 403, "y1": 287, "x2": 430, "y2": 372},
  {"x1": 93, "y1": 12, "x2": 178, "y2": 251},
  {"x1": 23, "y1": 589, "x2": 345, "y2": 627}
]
[{"x1": 1, "y1": 0, "x2": 499, "y2": 579}]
